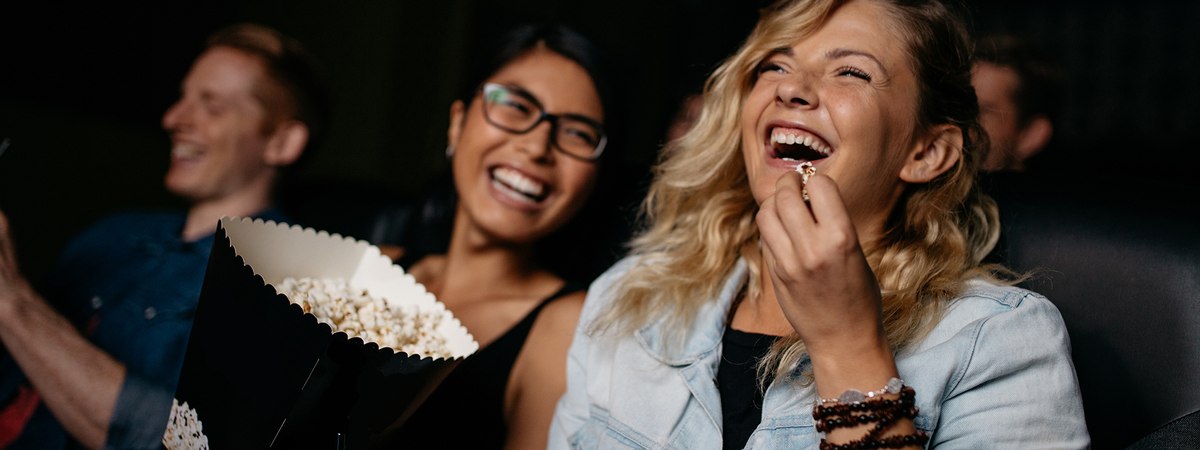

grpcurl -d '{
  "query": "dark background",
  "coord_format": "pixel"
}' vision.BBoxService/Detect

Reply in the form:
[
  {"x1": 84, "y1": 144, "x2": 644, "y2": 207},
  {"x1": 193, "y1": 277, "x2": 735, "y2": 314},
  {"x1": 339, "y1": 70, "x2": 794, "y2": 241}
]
[{"x1": 2, "y1": 0, "x2": 1198, "y2": 283}]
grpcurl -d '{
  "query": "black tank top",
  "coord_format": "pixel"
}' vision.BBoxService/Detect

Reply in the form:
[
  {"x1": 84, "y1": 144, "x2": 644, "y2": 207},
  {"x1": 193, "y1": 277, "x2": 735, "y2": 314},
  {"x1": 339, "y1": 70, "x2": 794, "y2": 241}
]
[
  {"x1": 375, "y1": 282, "x2": 582, "y2": 449},
  {"x1": 719, "y1": 328, "x2": 779, "y2": 450}
]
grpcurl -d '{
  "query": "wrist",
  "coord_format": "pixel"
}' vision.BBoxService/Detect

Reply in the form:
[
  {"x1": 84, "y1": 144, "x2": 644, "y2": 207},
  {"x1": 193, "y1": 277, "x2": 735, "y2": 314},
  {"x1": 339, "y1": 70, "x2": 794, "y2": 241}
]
[
  {"x1": 808, "y1": 338, "x2": 897, "y2": 400},
  {"x1": 0, "y1": 282, "x2": 37, "y2": 327}
]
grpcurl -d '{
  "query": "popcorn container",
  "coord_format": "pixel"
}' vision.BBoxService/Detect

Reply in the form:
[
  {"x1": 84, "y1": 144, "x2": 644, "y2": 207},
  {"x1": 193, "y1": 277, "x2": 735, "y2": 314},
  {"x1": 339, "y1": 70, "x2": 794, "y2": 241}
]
[{"x1": 173, "y1": 217, "x2": 478, "y2": 449}]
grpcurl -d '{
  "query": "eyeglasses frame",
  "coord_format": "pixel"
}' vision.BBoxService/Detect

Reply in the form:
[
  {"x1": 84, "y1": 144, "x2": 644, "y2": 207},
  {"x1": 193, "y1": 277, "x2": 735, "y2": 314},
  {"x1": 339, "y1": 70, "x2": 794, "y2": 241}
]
[{"x1": 477, "y1": 82, "x2": 607, "y2": 161}]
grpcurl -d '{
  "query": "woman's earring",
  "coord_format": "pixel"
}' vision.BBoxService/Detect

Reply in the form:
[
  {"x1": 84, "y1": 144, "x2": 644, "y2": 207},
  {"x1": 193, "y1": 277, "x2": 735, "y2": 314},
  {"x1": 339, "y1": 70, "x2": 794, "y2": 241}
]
[{"x1": 445, "y1": 145, "x2": 455, "y2": 159}]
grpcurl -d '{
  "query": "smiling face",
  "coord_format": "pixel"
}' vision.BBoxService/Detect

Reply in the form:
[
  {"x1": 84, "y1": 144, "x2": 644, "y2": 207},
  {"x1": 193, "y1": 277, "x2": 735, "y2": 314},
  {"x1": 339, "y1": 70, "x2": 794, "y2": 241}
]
[
  {"x1": 447, "y1": 48, "x2": 602, "y2": 245},
  {"x1": 741, "y1": 0, "x2": 926, "y2": 232},
  {"x1": 161, "y1": 47, "x2": 278, "y2": 203}
]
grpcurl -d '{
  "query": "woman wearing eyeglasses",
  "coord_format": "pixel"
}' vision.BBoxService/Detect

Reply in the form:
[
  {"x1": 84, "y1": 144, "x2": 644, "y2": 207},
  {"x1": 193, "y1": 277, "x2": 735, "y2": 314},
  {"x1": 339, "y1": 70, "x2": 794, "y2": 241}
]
[{"x1": 375, "y1": 25, "x2": 615, "y2": 450}]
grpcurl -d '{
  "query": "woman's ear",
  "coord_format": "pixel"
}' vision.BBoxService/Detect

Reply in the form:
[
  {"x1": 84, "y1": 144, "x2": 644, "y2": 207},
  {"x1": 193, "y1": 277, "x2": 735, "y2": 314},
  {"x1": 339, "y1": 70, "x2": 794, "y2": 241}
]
[
  {"x1": 264, "y1": 120, "x2": 310, "y2": 167},
  {"x1": 900, "y1": 124, "x2": 962, "y2": 183},
  {"x1": 447, "y1": 100, "x2": 465, "y2": 149}
]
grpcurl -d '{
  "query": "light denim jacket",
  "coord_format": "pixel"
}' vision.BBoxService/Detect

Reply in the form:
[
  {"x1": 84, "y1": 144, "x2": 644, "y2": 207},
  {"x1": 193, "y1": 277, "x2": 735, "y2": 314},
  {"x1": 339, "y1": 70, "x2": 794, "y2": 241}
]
[{"x1": 550, "y1": 257, "x2": 1089, "y2": 449}]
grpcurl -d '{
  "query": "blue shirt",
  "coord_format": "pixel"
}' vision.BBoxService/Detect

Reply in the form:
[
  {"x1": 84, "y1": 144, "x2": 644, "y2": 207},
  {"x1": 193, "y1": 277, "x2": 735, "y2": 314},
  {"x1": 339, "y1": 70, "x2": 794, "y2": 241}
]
[
  {"x1": 550, "y1": 257, "x2": 1090, "y2": 449},
  {"x1": 10, "y1": 209, "x2": 285, "y2": 449}
]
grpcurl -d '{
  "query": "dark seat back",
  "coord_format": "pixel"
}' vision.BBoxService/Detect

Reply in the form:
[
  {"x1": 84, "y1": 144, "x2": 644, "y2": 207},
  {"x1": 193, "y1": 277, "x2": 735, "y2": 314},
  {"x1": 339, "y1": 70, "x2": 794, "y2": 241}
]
[{"x1": 988, "y1": 173, "x2": 1200, "y2": 449}]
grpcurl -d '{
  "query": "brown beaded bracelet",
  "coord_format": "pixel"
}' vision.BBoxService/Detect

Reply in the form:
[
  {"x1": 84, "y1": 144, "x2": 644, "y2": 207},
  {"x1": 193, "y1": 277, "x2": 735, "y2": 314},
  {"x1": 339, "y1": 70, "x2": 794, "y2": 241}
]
[
  {"x1": 818, "y1": 431, "x2": 929, "y2": 450},
  {"x1": 814, "y1": 391, "x2": 914, "y2": 421},
  {"x1": 814, "y1": 386, "x2": 917, "y2": 431},
  {"x1": 814, "y1": 383, "x2": 924, "y2": 448}
]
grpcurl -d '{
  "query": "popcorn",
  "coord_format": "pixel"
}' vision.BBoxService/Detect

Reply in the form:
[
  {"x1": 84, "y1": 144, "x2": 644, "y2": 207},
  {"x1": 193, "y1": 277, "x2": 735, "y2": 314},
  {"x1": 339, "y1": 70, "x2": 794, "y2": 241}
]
[
  {"x1": 162, "y1": 398, "x2": 209, "y2": 450},
  {"x1": 796, "y1": 161, "x2": 816, "y2": 201},
  {"x1": 274, "y1": 277, "x2": 453, "y2": 358}
]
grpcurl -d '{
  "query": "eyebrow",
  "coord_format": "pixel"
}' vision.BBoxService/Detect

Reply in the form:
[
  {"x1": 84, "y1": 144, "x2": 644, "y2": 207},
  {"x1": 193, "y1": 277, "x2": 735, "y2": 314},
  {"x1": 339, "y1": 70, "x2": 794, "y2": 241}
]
[
  {"x1": 495, "y1": 83, "x2": 546, "y2": 110},
  {"x1": 771, "y1": 46, "x2": 793, "y2": 55}
]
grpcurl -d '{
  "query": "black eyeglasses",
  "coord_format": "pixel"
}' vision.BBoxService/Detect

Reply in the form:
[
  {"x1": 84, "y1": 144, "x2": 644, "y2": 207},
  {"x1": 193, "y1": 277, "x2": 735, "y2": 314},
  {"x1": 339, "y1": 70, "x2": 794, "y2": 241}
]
[{"x1": 479, "y1": 83, "x2": 607, "y2": 161}]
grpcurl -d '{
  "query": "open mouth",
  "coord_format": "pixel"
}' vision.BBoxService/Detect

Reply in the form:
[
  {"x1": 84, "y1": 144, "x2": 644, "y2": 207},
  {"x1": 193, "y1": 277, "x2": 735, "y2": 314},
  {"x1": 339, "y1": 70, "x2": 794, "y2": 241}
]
[
  {"x1": 171, "y1": 143, "x2": 205, "y2": 162},
  {"x1": 490, "y1": 166, "x2": 549, "y2": 204},
  {"x1": 769, "y1": 127, "x2": 832, "y2": 163}
]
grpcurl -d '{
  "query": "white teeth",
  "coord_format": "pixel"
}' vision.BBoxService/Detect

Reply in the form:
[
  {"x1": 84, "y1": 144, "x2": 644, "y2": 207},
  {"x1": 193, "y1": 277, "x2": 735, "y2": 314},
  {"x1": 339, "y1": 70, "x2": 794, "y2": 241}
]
[
  {"x1": 769, "y1": 128, "x2": 832, "y2": 156},
  {"x1": 491, "y1": 167, "x2": 545, "y2": 199},
  {"x1": 172, "y1": 144, "x2": 203, "y2": 160}
]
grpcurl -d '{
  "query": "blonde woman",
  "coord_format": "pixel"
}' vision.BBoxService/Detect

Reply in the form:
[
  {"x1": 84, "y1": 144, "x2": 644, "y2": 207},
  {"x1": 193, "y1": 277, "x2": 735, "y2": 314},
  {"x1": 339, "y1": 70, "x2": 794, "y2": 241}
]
[{"x1": 550, "y1": 0, "x2": 1087, "y2": 448}]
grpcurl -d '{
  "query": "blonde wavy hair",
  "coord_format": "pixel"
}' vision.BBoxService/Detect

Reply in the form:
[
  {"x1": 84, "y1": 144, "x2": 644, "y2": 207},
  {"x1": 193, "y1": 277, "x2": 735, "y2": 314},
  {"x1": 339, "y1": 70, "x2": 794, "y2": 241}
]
[{"x1": 593, "y1": 0, "x2": 1015, "y2": 381}]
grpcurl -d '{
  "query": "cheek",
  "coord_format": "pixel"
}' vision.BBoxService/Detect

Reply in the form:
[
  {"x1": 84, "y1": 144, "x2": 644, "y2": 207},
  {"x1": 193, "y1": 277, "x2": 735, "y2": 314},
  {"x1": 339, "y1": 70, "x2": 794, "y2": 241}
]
[
  {"x1": 742, "y1": 151, "x2": 772, "y2": 206},
  {"x1": 235, "y1": 128, "x2": 268, "y2": 160},
  {"x1": 835, "y1": 95, "x2": 908, "y2": 154},
  {"x1": 450, "y1": 127, "x2": 495, "y2": 187},
  {"x1": 828, "y1": 91, "x2": 879, "y2": 129},
  {"x1": 741, "y1": 83, "x2": 772, "y2": 136},
  {"x1": 740, "y1": 87, "x2": 773, "y2": 204},
  {"x1": 455, "y1": 116, "x2": 509, "y2": 163}
]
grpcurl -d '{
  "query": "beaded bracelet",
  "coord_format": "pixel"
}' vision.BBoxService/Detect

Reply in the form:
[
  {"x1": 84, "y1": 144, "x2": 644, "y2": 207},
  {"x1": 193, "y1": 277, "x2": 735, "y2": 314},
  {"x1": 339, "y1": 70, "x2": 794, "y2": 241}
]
[
  {"x1": 813, "y1": 378, "x2": 927, "y2": 448},
  {"x1": 814, "y1": 387, "x2": 917, "y2": 433},
  {"x1": 818, "y1": 431, "x2": 929, "y2": 450},
  {"x1": 813, "y1": 386, "x2": 917, "y2": 423},
  {"x1": 818, "y1": 377, "x2": 906, "y2": 405}
]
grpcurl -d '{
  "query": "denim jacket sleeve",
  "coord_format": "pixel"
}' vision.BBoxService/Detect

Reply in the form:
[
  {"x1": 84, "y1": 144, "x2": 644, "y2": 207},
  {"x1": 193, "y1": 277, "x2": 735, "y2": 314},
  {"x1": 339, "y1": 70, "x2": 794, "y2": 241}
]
[
  {"x1": 548, "y1": 310, "x2": 591, "y2": 450},
  {"x1": 925, "y1": 286, "x2": 1089, "y2": 448},
  {"x1": 549, "y1": 257, "x2": 638, "y2": 450},
  {"x1": 104, "y1": 373, "x2": 172, "y2": 450}
]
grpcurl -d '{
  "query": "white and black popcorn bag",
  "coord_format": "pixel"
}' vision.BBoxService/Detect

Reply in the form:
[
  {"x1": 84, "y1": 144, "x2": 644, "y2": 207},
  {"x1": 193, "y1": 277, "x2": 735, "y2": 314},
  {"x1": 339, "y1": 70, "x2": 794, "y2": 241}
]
[{"x1": 174, "y1": 217, "x2": 478, "y2": 449}]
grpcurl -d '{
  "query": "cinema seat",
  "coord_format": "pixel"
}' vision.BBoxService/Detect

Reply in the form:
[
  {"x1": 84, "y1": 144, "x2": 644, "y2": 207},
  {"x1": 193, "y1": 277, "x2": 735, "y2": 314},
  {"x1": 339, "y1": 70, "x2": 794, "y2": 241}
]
[{"x1": 988, "y1": 173, "x2": 1200, "y2": 449}]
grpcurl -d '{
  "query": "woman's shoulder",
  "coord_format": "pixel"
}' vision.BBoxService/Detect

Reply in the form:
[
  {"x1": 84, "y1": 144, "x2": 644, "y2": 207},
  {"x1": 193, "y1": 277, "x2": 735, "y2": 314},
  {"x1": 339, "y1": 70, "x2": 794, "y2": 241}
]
[
  {"x1": 591, "y1": 256, "x2": 642, "y2": 287},
  {"x1": 577, "y1": 255, "x2": 643, "y2": 320},
  {"x1": 524, "y1": 279, "x2": 589, "y2": 342},
  {"x1": 901, "y1": 281, "x2": 1088, "y2": 447},
  {"x1": 946, "y1": 279, "x2": 1063, "y2": 323},
  {"x1": 910, "y1": 280, "x2": 1069, "y2": 355},
  {"x1": 537, "y1": 289, "x2": 586, "y2": 330},
  {"x1": 517, "y1": 289, "x2": 585, "y2": 390}
]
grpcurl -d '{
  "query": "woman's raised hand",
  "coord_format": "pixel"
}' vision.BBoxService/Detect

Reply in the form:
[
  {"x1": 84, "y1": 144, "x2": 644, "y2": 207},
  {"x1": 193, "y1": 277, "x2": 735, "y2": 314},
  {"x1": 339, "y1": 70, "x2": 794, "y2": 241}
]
[{"x1": 754, "y1": 171, "x2": 889, "y2": 361}]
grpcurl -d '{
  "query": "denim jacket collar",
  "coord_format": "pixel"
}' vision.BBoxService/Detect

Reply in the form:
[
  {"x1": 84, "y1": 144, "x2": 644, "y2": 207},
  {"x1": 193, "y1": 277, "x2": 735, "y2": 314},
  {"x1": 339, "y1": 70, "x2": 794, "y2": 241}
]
[
  {"x1": 628, "y1": 259, "x2": 747, "y2": 437},
  {"x1": 633, "y1": 258, "x2": 748, "y2": 366}
]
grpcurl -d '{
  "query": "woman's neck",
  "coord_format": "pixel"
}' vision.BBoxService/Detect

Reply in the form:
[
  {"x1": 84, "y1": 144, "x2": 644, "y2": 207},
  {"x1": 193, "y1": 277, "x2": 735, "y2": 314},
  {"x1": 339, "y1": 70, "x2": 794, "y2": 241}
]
[
  {"x1": 431, "y1": 217, "x2": 560, "y2": 305},
  {"x1": 729, "y1": 248, "x2": 795, "y2": 336}
]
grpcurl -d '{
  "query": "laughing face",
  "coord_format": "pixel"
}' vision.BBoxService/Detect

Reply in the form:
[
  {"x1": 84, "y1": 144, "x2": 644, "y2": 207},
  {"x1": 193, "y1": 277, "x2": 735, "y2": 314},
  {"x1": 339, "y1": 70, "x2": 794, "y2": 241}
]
[
  {"x1": 740, "y1": 0, "x2": 925, "y2": 230},
  {"x1": 447, "y1": 48, "x2": 602, "y2": 245},
  {"x1": 161, "y1": 47, "x2": 277, "y2": 203}
]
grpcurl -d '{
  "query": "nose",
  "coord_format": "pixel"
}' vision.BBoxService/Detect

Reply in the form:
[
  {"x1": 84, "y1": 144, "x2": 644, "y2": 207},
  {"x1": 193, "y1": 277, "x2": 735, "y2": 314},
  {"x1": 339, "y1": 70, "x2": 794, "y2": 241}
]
[
  {"x1": 161, "y1": 97, "x2": 191, "y2": 132},
  {"x1": 516, "y1": 119, "x2": 555, "y2": 162},
  {"x1": 775, "y1": 73, "x2": 817, "y2": 108}
]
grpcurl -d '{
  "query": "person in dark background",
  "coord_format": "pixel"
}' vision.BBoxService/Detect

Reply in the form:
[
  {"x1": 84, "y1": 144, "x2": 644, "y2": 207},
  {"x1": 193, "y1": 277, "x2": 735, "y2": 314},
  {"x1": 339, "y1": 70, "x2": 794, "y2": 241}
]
[
  {"x1": 2, "y1": 1, "x2": 1198, "y2": 285},
  {"x1": 0, "y1": 23, "x2": 328, "y2": 449},
  {"x1": 972, "y1": 33, "x2": 1064, "y2": 173},
  {"x1": 372, "y1": 24, "x2": 619, "y2": 450}
]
